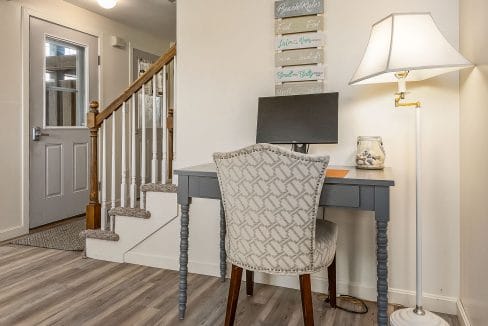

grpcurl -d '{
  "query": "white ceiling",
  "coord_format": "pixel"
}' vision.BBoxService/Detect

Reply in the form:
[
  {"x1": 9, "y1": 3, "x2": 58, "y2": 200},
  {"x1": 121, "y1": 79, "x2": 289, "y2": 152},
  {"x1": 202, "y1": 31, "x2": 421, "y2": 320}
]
[{"x1": 64, "y1": 0, "x2": 176, "y2": 40}]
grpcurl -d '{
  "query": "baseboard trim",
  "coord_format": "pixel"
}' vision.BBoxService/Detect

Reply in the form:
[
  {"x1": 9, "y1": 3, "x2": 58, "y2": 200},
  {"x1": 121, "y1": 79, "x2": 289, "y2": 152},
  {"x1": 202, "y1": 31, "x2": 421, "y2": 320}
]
[
  {"x1": 0, "y1": 224, "x2": 29, "y2": 242},
  {"x1": 125, "y1": 251, "x2": 221, "y2": 276},
  {"x1": 124, "y1": 251, "x2": 458, "y2": 315},
  {"x1": 457, "y1": 299, "x2": 471, "y2": 326},
  {"x1": 387, "y1": 287, "x2": 458, "y2": 315},
  {"x1": 125, "y1": 251, "x2": 179, "y2": 270}
]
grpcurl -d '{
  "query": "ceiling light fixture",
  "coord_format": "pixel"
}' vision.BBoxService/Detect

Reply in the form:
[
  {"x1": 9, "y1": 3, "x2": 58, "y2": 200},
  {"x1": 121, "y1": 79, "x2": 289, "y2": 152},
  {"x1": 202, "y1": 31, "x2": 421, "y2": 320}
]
[{"x1": 97, "y1": 0, "x2": 117, "y2": 9}]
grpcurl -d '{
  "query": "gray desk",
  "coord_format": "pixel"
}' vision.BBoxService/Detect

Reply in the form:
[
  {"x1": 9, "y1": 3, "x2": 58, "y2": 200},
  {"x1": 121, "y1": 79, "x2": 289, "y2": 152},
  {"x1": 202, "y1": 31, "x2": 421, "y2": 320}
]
[{"x1": 175, "y1": 164, "x2": 394, "y2": 326}]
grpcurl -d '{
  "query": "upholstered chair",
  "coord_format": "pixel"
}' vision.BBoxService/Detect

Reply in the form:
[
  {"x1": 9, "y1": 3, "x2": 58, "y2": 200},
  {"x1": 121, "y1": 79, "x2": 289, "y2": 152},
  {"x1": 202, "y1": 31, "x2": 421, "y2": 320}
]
[{"x1": 213, "y1": 144, "x2": 338, "y2": 326}]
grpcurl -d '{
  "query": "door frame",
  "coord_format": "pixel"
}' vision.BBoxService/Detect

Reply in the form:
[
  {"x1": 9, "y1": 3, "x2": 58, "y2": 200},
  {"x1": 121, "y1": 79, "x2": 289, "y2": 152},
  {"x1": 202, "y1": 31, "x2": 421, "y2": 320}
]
[
  {"x1": 128, "y1": 41, "x2": 162, "y2": 82},
  {"x1": 20, "y1": 7, "x2": 102, "y2": 235}
]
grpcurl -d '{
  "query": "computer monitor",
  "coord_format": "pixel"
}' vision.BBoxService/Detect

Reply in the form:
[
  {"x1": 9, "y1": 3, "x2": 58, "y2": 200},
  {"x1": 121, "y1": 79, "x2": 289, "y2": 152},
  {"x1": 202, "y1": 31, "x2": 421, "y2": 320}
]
[{"x1": 256, "y1": 93, "x2": 339, "y2": 153}]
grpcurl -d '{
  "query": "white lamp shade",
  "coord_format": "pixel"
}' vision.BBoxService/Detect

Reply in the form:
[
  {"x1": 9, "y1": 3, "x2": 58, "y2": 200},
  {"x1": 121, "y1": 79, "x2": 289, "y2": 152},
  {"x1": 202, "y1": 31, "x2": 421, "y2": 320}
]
[{"x1": 349, "y1": 13, "x2": 472, "y2": 85}]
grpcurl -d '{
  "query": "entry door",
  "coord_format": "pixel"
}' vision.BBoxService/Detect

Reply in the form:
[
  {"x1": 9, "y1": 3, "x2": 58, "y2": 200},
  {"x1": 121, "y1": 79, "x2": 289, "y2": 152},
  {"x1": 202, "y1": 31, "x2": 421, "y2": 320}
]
[{"x1": 29, "y1": 18, "x2": 98, "y2": 228}]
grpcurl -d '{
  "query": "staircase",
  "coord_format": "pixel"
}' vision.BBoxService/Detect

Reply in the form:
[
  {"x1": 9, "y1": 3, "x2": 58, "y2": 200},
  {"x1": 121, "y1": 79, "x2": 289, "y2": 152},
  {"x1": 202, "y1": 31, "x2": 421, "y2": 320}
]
[{"x1": 82, "y1": 45, "x2": 179, "y2": 265}]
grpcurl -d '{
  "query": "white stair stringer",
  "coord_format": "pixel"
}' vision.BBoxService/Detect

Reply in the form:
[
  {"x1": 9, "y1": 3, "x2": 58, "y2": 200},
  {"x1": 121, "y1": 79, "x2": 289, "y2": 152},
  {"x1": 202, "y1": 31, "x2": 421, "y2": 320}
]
[
  {"x1": 124, "y1": 217, "x2": 181, "y2": 269},
  {"x1": 124, "y1": 198, "x2": 223, "y2": 277},
  {"x1": 85, "y1": 191, "x2": 178, "y2": 263}
]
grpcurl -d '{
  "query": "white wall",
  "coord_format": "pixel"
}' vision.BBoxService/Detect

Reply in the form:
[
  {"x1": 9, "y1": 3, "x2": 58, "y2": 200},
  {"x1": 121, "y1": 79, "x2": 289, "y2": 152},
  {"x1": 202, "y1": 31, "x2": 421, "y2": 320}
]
[
  {"x1": 175, "y1": 0, "x2": 461, "y2": 313},
  {"x1": 459, "y1": 0, "x2": 488, "y2": 325},
  {"x1": 0, "y1": 0, "x2": 170, "y2": 240}
]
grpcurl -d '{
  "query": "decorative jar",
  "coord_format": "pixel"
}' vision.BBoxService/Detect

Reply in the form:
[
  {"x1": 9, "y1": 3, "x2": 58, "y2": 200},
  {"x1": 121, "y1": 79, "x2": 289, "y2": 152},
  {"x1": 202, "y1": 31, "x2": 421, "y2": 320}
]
[{"x1": 356, "y1": 136, "x2": 385, "y2": 170}]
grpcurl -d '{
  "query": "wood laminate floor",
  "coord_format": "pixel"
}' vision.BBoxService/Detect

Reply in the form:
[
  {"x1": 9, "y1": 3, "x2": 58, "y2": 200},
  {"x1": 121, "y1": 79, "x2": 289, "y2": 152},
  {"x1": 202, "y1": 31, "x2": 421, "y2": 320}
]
[{"x1": 0, "y1": 245, "x2": 459, "y2": 326}]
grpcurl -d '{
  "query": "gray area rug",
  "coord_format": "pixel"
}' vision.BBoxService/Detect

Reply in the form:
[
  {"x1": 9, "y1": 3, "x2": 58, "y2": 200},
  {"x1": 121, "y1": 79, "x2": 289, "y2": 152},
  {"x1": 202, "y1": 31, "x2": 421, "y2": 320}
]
[{"x1": 10, "y1": 219, "x2": 85, "y2": 251}]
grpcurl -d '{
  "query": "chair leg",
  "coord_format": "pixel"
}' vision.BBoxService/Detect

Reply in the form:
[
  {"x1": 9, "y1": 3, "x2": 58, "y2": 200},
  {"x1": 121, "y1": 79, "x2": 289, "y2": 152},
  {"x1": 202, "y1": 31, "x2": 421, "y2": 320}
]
[
  {"x1": 299, "y1": 274, "x2": 314, "y2": 326},
  {"x1": 327, "y1": 255, "x2": 337, "y2": 308},
  {"x1": 225, "y1": 264, "x2": 243, "y2": 326},
  {"x1": 246, "y1": 270, "x2": 254, "y2": 296}
]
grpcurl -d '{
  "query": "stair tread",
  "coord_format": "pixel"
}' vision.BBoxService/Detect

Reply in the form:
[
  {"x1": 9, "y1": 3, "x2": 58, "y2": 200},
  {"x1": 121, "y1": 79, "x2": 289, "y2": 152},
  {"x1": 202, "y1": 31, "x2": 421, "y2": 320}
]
[
  {"x1": 141, "y1": 183, "x2": 177, "y2": 193},
  {"x1": 109, "y1": 207, "x2": 151, "y2": 219},
  {"x1": 81, "y1": 229, "x2": 119, "y2": 241}
]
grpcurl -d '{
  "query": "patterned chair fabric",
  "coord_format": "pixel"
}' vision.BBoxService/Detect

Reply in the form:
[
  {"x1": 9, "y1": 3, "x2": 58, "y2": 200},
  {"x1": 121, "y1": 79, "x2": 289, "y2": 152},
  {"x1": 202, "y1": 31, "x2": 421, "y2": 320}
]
[{"x1": 213, "y1": 143, "x2": 338, "y2": 275}]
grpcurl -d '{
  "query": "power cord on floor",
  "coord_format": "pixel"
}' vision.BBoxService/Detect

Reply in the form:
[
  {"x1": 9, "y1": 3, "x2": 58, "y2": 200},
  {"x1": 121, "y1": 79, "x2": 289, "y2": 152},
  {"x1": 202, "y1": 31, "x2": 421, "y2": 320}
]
[{"x1": 325, "y1": 294, "x2": 369, "y2": 314}]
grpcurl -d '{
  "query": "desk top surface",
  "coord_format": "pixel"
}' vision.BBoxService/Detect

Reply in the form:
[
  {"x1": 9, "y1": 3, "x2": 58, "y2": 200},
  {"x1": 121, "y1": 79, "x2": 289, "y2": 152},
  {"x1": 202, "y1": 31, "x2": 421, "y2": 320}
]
[{"x1": 175, "y1": 163, "x2": 394, "y2": 187}]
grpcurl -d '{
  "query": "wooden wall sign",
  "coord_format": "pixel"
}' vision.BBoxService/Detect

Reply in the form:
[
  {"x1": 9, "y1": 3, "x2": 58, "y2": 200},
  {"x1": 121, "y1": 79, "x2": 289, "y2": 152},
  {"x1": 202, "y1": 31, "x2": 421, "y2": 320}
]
[
  {"x1": 275, "y1": 16, "x2": 324, "y2": 35},
  {"x1": 275, "y1": 0, "x2": 324, "y2": 18},
  {"x1": 276, "y1": 66, "x2": 325, "y2": 83},
  {"x1": 276, "y1": 81, "x2": 325, "y2": 96},
  {"x1": 275, "y1": 48, "x2": 324, "y2": 67},
  {"x1": 274, "y1": 0, "x2": 326, "y2": 96},
  {"x1": 276, "y1": 32, "x2": 325, "y2": 51}
]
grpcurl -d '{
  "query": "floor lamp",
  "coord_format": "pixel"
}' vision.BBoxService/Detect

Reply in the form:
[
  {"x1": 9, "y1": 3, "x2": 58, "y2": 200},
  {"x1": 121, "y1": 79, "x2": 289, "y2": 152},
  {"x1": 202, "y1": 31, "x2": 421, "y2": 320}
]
[{"x1": 349, "y1": 13, "x2": 472, "y2": 326}]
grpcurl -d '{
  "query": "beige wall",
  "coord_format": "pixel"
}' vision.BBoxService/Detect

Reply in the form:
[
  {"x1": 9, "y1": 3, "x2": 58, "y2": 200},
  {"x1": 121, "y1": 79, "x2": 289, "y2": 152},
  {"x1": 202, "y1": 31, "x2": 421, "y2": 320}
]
[
  {"x1": 175, "y1": 0, "x2": 461, "y2": 313},
  {"x1": 0, "y1": 0, "x2": 169, "y2": 240},
  {"x1": 459, "y1": 1, "x2": 488, "y2": 325}
]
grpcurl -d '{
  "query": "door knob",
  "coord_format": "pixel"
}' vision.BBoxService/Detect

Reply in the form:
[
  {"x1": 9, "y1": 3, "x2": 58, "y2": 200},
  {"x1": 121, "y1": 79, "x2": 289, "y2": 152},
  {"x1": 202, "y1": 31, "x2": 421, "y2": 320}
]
[{"x1": 32, "y1": 127, "x2": 50, "y2": 141}]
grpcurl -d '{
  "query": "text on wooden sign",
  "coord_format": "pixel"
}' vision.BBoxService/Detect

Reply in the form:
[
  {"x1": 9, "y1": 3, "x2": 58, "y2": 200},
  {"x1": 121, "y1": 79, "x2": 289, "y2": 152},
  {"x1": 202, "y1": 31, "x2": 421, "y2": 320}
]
[
  {"x1": 275, "y1": 48, "x2": 324, "y2": 67},
  {"x1": 276, "y1": 32, "x2": 325, "y2": 51},
  {"x1": 275, "y1": 16, "x2": 324, "y2": 35},
  {"x1": 275, "y1": 0, "x2": 324, "y2": 18},
  {"x1": 276, "y1": 81, "x2": 325, "y2": 96},
  {"x1": 276, "y1": 65, "x2": 325, "y2": 82}
]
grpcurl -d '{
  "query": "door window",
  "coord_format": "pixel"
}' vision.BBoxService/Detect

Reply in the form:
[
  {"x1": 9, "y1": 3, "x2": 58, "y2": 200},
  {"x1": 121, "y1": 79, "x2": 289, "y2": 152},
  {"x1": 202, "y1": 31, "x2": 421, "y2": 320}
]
[{"x1": 44, "y1": 37, "x2": 86, "y2": 127}]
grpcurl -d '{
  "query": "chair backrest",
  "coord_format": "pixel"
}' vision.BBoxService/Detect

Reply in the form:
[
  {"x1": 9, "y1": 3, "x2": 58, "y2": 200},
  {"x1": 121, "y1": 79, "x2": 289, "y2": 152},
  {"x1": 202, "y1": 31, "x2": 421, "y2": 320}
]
[{"x1": 213, "y1": 144, "x2": 329, "y2": 274}]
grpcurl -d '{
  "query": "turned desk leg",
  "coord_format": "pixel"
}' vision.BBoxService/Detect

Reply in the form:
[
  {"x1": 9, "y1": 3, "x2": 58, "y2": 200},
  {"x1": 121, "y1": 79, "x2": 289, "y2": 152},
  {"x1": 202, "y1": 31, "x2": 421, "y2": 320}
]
[
  {"x1": 220, "y1": 201, "x2": 227, "y2": 282},
  {"x1": 375, "y1": 186, "x2": 390, "y2": 326},
  {"x1": 178, "y1": 203, "x2": 190, "y2": 320},
  {"x1": 376, "y1": 218, "x2": 389, "y2": 326}
]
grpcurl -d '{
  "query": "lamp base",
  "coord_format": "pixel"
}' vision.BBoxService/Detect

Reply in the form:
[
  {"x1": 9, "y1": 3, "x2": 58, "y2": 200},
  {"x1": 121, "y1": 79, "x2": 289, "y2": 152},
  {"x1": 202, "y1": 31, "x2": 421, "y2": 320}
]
[{"x1": 390, "y1": 308, "x2": 449, "y2": 326}]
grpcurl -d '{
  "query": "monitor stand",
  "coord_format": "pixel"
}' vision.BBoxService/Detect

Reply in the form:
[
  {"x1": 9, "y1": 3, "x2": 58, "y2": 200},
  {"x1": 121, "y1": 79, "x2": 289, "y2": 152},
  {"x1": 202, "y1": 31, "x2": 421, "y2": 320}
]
[{"x1": 292, "y1": 143, "x2": 308, "y2": 154}]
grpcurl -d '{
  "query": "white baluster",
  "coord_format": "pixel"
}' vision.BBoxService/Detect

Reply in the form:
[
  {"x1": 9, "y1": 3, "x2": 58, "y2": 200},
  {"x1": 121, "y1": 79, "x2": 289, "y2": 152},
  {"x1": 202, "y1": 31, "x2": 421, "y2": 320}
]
[
  {"x1": 151, "y1": 75, "x2": 158, "y2": 183},
  {"x1": 161, "y1": 65, "x2": 168, "y2": 184},
  {"x1": 109, "y1": 113, "x2": 117, "y2": 232},
  {"x1": 130, "y1": 96, "x2": 137, "y2": 208},
  {"x1": 173, "y1": 56, "x2": 177, "y2": 165},
  {"x1": 101, "y1": 122, "x2": 108, "y2": 230},
  {"x1": 111, "y1": 113, "x2": 117, "y2": 210},
  {"x1": 98, "y1": 127, "x2": 102, "y2": 221},
  {"x1": 140, "y1": 84, "x2": 147, "y2": 209},
  {"x1": 120, "y1": 102, "x2": 128, "y2": 207}
]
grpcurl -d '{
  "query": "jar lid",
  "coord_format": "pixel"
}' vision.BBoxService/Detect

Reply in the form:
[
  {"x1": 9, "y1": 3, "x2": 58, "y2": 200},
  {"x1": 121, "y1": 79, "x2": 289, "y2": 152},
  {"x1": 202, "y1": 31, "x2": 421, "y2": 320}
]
[{"x1": 357, "y1": 136, "x2": 382, "y2": 141}]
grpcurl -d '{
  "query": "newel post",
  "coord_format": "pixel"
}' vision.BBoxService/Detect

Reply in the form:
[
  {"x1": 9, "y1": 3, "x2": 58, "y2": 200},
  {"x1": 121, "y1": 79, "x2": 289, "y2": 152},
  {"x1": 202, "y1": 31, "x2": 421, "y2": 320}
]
[{"x1": 86, "y1": 101, "x2": 101, "y2": 229}]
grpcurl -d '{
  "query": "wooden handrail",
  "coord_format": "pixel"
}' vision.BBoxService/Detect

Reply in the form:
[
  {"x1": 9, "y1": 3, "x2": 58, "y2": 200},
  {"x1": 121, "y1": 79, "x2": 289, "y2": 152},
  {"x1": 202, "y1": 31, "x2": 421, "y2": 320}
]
[
  {"x1": 85, "y1": 45, "x2": 176, "y2": 230},
  {"x1": 95, "y1": 45, "x2": 176, "y2": 126}
]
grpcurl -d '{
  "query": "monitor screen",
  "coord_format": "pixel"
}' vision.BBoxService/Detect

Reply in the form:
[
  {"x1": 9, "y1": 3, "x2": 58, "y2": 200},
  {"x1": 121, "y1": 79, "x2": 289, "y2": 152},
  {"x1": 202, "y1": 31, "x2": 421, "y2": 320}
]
[{"x1": 256, "y1": 93, "x2": 339, "y2": 144}]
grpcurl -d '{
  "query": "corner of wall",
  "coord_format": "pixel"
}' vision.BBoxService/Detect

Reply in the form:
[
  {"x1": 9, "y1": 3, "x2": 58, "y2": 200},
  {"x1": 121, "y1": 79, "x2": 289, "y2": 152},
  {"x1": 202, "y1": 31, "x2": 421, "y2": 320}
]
[{"x1": 457, "y1": 299, "x2": 472, "y2": 326}]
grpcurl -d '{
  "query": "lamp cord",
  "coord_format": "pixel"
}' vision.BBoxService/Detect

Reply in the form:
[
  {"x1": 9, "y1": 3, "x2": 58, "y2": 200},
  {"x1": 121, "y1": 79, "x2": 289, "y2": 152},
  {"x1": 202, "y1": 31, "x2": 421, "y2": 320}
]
[
  {"x1": 322, "y1": 202, "x2": 367, "y2": 314},
  {"x1": 325, "y1": 294, "x2": 369, "y2": 314},
  {"x1": 290, "y1": 144, "x2": 367, "y2": 315}
]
